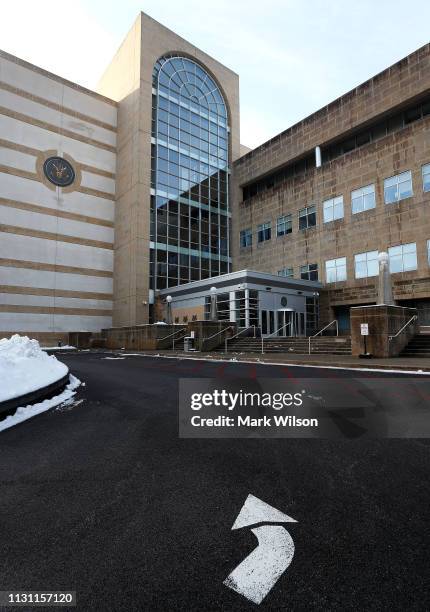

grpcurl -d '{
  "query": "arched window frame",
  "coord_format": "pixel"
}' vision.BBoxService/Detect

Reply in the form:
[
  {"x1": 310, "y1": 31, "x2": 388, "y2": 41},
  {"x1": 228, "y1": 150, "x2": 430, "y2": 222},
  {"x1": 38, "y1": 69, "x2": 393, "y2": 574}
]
[{"x1": 150, "y1": 55, "x2": 231, "y2": 292}]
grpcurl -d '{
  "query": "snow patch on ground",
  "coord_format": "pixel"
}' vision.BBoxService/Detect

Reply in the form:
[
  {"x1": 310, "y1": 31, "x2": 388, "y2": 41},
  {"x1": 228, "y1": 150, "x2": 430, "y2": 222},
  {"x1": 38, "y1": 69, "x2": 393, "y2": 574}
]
[
  {"x1": 41, "y1": 345, "x2": 76, "y2": 351},
  {"x1": 0, "y1": 374, "x2": 81, "y2": 432},
  {"x1": 0, "y1": 335, "x2": 69, "y2": 403}
]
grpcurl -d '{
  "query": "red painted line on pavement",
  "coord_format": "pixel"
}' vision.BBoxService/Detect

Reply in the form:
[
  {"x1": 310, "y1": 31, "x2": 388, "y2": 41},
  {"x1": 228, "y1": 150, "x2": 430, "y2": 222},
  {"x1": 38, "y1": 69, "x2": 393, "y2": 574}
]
[
  {"x1": 282, "y1": 367, "x2": 298, "y2": 383},
  {"x1": 216, "y1": 362, "x2": 227, "y2": 377},
  {"x1": 189, "y1": 360, "x2": 206, "y2": 373}
]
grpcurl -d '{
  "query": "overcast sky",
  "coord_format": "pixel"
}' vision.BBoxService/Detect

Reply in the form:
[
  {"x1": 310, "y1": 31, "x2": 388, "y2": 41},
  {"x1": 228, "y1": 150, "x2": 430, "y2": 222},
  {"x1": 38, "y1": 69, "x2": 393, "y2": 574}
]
[{"x1": 2, "y1": 0, "x2": 430, "y2": 148}]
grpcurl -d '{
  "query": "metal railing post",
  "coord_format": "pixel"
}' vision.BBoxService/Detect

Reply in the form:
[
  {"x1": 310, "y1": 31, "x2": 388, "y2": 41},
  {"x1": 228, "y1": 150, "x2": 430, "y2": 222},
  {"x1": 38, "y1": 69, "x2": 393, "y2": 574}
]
[
  {"x1": 225, "y1": 324, "x2": 262, "y2": 353},
  {"x1": 389, "y1": 315, "x2": 418, "y2": 340},
  {"x1": 160, "y1": 326, "x2": 188, "y2": 349},
  {"x1": 261, "y1": 322, "x2": 291, "y2": 355},
  {"x1": 307, "y1": 319, "x2": 339, "y2": 353},
  {"x1": 201, "y1": 325, "x2": 234, "y2": 352}
]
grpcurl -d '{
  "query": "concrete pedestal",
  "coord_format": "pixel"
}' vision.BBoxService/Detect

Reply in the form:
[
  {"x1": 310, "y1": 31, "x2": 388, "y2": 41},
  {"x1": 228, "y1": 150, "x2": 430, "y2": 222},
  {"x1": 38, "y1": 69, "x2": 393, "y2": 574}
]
[{"x1": 351, "y1": 305, "x2": 418, "y2": 358}]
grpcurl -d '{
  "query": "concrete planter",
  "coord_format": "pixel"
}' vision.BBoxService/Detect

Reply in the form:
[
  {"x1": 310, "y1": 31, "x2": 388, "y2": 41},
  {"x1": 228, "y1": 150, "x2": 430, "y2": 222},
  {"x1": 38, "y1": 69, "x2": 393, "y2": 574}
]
[{"x1": 0, "y1": 373, "x2": 70, "y2": 417}]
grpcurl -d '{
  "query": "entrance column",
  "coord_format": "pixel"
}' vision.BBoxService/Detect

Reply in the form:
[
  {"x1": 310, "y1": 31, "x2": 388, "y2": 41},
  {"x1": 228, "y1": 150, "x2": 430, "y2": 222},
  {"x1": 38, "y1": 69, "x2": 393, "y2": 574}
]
[
  {"x1": 245, "y1": 289, "x2": 250, "y2": 328},
  {"x1": 229, "y1": 291, "x2": 236, "y2": 323}
]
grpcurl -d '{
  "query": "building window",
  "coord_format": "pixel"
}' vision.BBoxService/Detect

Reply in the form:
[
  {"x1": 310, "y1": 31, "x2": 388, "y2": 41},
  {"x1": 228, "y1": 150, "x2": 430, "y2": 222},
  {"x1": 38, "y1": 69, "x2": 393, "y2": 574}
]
[
  {"x1": 306, "y1": 295, "x2": 319, "y2": 335},
  {"x1": 299, "y1": 205, "x2": 316, "y2": 230},
  {"x1": 300, "y1": 263, "x2": 318, "y2": 281},
  {"x1": 388, "y1": 243, "x2": 417, "y2": 273},
  {"x1": 257, "y1": 221, "x2": 271, "y2": 243},
  {"x1": 428, "y1": 240, "x2": 430, "y2": 265},
  {"x1": 150, "y1": 55, "x2": 230, "y2": 292},
  {"x1": 384, "y1": 171, "x2": 413, "y2": 204},
  {"x1": 277, "y1": 214, "x2": 292, "y2": 236},
  {"x1": 422, "y1": 164, "x2": 430, "y2": 192},
  {"x1": 240, "y1": 228, "x2": 252, "y2": 248},
  {"x1": 351, "y1": 184, "x2": 376, "y2": 214},
  {"x1": 325, "y1": 257, "x2": 347, "y2": 283},
  {"x1": 354, "y1": 250, "x2": 379, "y2": 279},
  {"x1": 278, "y1": 267, "x2": 294, "y2": 278},
  {"x1": 323, "y1": 196, "x2": 344, "y2": 223},
  {"x1": 321, "y1": 96, "x2": 430, "y2": 164}
]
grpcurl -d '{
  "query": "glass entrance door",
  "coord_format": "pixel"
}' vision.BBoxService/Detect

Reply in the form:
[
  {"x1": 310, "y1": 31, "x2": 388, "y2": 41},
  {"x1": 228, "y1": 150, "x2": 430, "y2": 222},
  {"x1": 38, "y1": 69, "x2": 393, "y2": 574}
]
[
  {"x1": 277, "y1": 310, "x2": 292, "y2": 336},
  {"x1": 261, "y1": 310, "x2": 275, "y2": 336},
  {"x1": 276, "y1": 310, "x2": 305, "y2": 336}
]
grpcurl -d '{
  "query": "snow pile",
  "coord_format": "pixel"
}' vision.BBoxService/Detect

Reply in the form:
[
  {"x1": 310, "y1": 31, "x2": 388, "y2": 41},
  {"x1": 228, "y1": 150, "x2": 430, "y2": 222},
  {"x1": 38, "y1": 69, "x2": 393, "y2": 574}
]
[
  {"x1": 0, "y1": 374, "x2": 81, "y2": 432},
  {"x1": 0, "y1": 334, "x2": 68, "y2": 403}
]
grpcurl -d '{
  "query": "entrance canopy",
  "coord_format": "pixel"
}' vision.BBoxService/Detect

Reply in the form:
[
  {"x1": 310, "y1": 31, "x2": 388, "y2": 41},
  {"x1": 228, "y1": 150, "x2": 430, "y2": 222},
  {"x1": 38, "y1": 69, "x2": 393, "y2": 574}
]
[{"x1": 157, "y1": 270, "x2": 321, "y2": 334}]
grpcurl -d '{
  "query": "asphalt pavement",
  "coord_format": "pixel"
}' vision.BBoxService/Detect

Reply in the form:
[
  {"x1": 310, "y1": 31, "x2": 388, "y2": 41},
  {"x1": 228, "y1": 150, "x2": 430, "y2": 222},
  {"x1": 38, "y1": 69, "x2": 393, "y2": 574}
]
[{"x1": 0, "y1": 354, "x2": 429, "y2": 611}]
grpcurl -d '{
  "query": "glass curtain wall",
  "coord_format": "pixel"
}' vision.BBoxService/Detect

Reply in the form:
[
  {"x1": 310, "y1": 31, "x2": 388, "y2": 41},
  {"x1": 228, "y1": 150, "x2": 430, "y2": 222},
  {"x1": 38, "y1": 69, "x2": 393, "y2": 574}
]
[{"x1": 150, "y1": 56, "x2": 231, "y2": 294}]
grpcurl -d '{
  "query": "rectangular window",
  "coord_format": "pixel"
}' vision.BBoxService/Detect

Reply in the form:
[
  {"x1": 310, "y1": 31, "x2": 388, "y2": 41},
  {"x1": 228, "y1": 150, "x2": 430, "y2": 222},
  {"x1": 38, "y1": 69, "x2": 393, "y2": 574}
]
[
  {"x1": 422, "y1": 163, "x2": 430, "y2": 192},
  {"x1": 384, "y1": 171, "x2": 413, "y2": 204},
  {"x1": 323, "y1": 196, "x2": 344, "y2": 223},
  {"x1": 239, "y1": 228, "x2": 252, "y2": 248},
  {"x1": 276, "y1": 214, "x2": 292, "y2": 236},
  {"x1": 325, "y1": 257, "x2": 347, "y2": 283},
  {"x1": 300, "y1": 263, "x2": 318, "y2": 281},
  {"x1": 278, "y1": 267, "x2": 294, "y2": 278},
  {"x1": 351, "y1": 184, "x2": 376, "y2": 214},
  {"x1": 354, "y1": 251, "x2": 379, "y2": 279},
  {"x1": 257, "y1": 221, "x2": 271, "y2": 243},
  {"x1": 428, "y1": 240, "x2": 430, "y2": 265},
  {"x1": 388, "y1": 243, "x2": 417, "y2": 273},
  {"x1": 299, "y1": 206, "x2": 316, "y2": 230}
]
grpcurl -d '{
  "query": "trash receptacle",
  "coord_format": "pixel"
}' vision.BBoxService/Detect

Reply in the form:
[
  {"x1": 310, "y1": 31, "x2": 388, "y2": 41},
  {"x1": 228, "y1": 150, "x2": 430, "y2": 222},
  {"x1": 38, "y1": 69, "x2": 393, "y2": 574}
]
[{"x1": 184, "y1": 337, "x2": 194, "y2": 351}]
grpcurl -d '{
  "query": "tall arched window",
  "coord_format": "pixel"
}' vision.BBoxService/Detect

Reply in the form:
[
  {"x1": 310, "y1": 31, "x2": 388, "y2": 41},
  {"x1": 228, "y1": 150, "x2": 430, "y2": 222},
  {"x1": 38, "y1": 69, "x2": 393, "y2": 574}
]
[{"x1": 150, "y1": 55, "x2": 230, "y2": 292}]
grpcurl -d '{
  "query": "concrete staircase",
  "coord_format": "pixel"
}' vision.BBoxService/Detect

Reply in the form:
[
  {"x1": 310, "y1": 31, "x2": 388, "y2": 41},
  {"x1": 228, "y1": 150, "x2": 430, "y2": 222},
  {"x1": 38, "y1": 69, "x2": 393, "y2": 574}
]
[
  {"x1": 215, "y1": 336, "x2": 352, "y2": 355},
  {"x1": 400, "y1": 333, "x2": 430, "y2": 357}
]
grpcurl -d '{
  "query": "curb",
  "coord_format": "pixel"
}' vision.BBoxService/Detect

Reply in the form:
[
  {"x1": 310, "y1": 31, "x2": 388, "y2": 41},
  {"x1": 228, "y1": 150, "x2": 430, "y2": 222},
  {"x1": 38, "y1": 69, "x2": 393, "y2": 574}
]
[
  {"x1": 52, "y1": 348, "x2": 430, "y2": 374},
  {"x1": 149, "y1": 353, "x2": 430, "y2": 373},
  {"x1": 0, "y1": 372, "x2": 70, "y2": 417}
]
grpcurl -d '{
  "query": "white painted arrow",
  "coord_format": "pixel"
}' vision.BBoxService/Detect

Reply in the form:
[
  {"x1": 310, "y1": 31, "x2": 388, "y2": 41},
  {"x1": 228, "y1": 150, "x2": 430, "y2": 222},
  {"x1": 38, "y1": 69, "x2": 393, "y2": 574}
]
[{"x1": 224, "y1": 494, "x2": 297, "y2": 605}]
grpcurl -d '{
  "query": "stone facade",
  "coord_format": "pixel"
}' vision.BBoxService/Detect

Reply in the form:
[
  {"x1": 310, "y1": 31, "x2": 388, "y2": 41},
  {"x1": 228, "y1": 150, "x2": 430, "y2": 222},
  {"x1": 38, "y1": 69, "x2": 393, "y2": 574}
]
[
  {"x1": 97, "y1": 12, "x2": 240, "y2": 328},
  {"x1": 0, "y1": 50, "x2": 117, "y2": 343},
  {"x1": 232, "y1": 44, "x2": 430, "y2": 329}
]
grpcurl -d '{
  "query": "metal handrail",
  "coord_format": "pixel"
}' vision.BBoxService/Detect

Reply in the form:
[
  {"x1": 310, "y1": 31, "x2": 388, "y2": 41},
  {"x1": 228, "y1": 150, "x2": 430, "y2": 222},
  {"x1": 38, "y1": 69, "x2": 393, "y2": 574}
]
[
  {"x1": 389, "y1": 315, "x2": 417, "y2": 340},
  {"x1": 160, "y1": 326, "x2": 188, "y2": 341},
  {"x1": 172, "y1": 332, "x2": 189, "y2": 351},
  {"x1": 262, "y1": 323, "x2": 292, "y2": 354},
  {"x1": 201, "y1": 325, "x2": 235, "y2": 351},
  {"x1": 225, "y1": 325, "x2": 257, "y2": 352},
  {"x1": 308, "y1": 320, "x2": 338, "y2": 354}
]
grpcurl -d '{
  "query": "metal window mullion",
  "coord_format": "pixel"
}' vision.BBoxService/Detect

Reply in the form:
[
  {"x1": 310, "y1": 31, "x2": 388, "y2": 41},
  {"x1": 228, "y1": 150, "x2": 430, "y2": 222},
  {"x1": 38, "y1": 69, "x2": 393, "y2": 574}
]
[{"x1": 153, "y1": 74, "x2": 162, "y2": 291}]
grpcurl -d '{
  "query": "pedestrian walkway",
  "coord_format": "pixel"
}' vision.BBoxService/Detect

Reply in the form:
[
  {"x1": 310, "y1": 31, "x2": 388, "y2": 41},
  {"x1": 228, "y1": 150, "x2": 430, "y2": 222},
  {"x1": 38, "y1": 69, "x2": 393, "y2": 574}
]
[{"x1": 136, "y1": 350, "x2": 430, "y2": 373}]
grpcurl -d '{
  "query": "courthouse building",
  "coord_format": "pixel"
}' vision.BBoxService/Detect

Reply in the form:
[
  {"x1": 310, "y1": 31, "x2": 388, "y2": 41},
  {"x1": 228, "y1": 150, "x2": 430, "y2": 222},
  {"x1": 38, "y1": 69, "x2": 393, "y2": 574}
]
[{"x1": 1, "y1": 11, "x2": 430, "y2": 342}]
